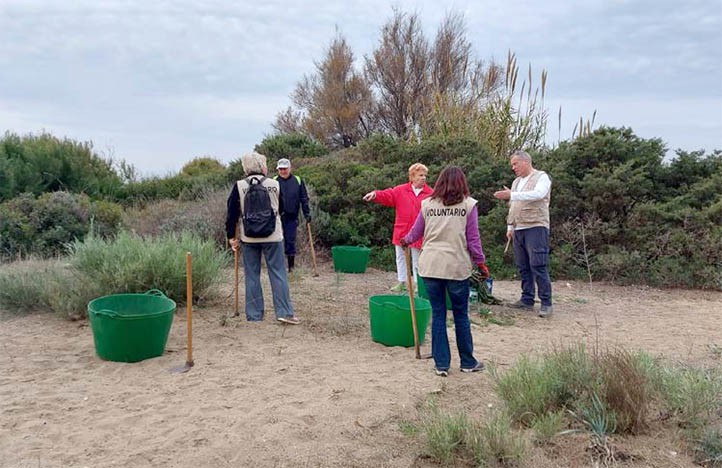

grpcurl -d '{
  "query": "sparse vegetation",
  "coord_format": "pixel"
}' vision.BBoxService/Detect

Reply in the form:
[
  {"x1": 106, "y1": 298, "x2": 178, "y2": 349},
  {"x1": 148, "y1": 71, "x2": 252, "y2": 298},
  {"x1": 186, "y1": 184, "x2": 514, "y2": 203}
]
[
  {"x1": 401, "y1": 345, "x2": 722, "y2": 466},
  {"x1": 0, "y1": 231, "x2": 227, "y2": 318},
  {"x1": 416, "y1": 397, "x2": 526, "y2": 466}
]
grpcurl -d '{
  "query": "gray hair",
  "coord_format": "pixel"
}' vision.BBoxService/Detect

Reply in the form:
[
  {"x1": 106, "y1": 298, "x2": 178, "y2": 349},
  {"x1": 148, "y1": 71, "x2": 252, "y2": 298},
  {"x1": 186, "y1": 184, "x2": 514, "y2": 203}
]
[
  {"x1": 240, "y1": 151, "x2": 268, "y2": 175},
  {"x1": 510, "y1": 150, "x2": 532, "y2": 163}
]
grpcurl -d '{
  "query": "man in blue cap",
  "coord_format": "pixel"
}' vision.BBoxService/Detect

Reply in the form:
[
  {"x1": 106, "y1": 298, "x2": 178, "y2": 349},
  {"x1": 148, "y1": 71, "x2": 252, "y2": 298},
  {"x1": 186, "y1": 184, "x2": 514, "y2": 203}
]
[{"x1": 275, "y1": 158, "x2": 311, "y2": 272}]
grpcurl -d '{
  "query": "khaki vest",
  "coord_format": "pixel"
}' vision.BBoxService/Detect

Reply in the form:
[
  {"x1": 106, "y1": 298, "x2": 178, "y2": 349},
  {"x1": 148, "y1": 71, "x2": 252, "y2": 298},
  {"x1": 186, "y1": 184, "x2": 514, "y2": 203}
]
[
  {"x1": 418, "y1": 197, "x2": 477, "y2": 280},
  {"x1": 237, "y1": 176, "x2": 283, "y2": 243},
  {"x1": 507, "y1": 170, "x2": 550, "y2": 229}
]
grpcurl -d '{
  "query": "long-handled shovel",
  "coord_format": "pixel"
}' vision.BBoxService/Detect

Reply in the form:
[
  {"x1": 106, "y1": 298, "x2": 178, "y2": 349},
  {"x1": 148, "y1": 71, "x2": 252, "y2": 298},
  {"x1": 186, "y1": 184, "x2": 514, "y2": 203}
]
[
  {"x1": 307, "y1": 222, "x2": 319, "y2": 277},
  {"x1": 171, "y1": 252, "x2": 194, "y2": 373},
  {"x1": 403, "y1": 247, "x2": 422, "y2": 359}
]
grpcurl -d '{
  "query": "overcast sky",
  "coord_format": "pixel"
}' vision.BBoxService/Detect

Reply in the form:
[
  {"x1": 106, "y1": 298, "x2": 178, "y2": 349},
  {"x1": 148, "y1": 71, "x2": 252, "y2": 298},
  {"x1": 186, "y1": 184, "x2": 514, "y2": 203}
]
[{"x1": 1, "y1": 0, "x2": 720, "y2": 176}]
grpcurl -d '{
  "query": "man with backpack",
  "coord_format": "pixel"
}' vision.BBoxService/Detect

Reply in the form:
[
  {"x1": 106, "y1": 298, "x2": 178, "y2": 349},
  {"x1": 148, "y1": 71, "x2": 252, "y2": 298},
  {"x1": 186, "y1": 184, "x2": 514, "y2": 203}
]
[
  {"x1": 274, "y1": 158, "x2": 311, "y2": 272},
  {"x1": 225, "y1": 151, "x2": 300, "y2": 324}
]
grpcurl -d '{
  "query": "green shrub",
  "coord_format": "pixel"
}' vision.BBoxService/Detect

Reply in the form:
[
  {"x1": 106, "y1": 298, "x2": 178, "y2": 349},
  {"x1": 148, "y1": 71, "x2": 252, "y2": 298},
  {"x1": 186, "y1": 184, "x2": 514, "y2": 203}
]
[
  {"x1": 415, "y1": 397, "x2": 526, "y2": 467},
  {"x1": 694, "y1": 425, "x2": 722, "y2": 467},
  {"x1": 654, "y1": 366, "x2": 722, "y2": 429},
  {"x1": 0, "y1": 131, "x2": 122, "y2": 202},
  {"x1": 31, "y1": 192, "x2": 91, "y2": 255},
  {"x1": 493, "y1": 345, "x2": 596, "y2": 426},
  {"x1": 0, "y1": 260, "x2": 53, "y2": 312},
  {"x1": 181, "y1": 157, "x2": 226, "y2": 178},
  {"x1": 117, "y1": 171, "x2": 229, "y2": 205},
  {"x1": 530, "y1": 411, "x2": 566, "y2": 444},
  {"x1": 0, "y1": 259, "x2": 102, "y2": 319},
  {"x1": 0, "y1": 230, "x2": 227, "y2": 318},
  {"x1": 253, "y1": 133, "x2": 328, "y2": 162},
  {"x1": 422, "y1": 409, "x2": 468, "y2": 464},
  {"x1": 474, "y1": 412, "x2": 526, "y2": 466},
  {"x1": 0, "y1": 192, "x2": 124, "y2": 260},
  {"x1": 0, "y1": 203, "x2": 34, "y2": 258},
  {"x1": 43, "y1": 266, "x2": 103, "y2": 319},
  {"x1": 493, "y1": 345, "x2": 721, "y2": 465},
  {"x1": 492, "y1": 356, "x2": 559, "y2": 425},
  {"x1": 89, "y1": 200, "x2": 124, "y2": 239},
  {"x1": 494, "y1": 345, "x2": 657, "y2": 436},
  {"x1": 70, "y1": 230, "x2": 227, "y2": 303}
]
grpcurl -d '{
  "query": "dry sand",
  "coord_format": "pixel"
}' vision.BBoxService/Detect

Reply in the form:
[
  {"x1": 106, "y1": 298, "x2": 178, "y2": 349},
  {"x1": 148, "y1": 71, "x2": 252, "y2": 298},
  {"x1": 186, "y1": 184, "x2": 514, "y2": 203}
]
[{"x1": 1, "y1": 260, "x2": 721, "y2": 468}]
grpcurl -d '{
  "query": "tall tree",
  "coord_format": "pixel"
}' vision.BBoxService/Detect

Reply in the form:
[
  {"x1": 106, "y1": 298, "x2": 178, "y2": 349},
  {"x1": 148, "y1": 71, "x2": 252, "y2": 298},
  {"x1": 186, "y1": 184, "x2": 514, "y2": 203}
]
[
  {"x1": 421, "y1": 13, "x2": 503, "y2": 139},
  {"x1": 274, "y1": 33, "x2": 372, "y2": 149},
  {"x1": 364, "y1": 9, "x2": 430, "y2": 139}
]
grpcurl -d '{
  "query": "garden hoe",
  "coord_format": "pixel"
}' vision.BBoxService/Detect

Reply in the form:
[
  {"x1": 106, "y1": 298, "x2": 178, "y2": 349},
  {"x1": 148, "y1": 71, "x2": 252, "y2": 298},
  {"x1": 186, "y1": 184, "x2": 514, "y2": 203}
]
[
  {"x1": 403, "y1": 248, "x2": 431, "y2": 360},
  {"x1": 171, "y1": 252, "x2": 194, "y2": 374},
  {"x1": 307, "y1": 222, "x2": 319, "y2": 277}
]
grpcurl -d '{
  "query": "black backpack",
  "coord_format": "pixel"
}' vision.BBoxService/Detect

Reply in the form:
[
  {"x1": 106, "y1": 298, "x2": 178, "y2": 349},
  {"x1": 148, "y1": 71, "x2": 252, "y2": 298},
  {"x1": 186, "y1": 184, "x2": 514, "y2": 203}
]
[{"x1": 242, "y1": 176, "x2": 276, "y2": 238}]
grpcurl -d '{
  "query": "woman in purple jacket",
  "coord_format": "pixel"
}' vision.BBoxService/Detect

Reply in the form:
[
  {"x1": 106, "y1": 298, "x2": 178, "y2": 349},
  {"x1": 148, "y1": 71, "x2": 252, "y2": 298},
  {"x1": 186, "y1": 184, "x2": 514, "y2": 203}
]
[{"x1": 401, "y1": 166, "x2": 489, "y2": 377}]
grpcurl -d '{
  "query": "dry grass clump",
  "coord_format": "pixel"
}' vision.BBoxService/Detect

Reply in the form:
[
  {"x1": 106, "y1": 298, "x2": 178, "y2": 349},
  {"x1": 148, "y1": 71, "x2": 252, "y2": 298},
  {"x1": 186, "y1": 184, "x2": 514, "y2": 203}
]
[{"x1": 599, "y1": 349, "x2": 650, "y2": 434}]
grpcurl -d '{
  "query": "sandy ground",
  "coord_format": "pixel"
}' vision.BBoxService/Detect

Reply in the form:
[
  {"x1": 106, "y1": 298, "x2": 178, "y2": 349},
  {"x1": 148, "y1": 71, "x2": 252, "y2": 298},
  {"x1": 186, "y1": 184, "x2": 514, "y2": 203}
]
[{"x1": 1, "y1": 258, "x2": 721, "y2": 468}]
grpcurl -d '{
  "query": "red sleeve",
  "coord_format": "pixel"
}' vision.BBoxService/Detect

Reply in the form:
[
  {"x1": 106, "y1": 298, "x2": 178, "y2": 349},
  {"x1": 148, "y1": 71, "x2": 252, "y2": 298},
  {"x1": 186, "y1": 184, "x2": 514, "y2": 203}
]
[{"x1": 373, "y1": 185, "x2": 399, "y2": 207}]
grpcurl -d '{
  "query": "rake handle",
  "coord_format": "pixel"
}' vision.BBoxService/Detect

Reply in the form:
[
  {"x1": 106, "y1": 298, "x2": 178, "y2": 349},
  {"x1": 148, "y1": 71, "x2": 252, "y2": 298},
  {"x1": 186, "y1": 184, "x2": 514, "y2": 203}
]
[
  {"x1": 185, "y1": 252, "x2": 194, "y2": 367},
  {"x1": 307, "y1": 222, "x2": 319, "y2": 277},
  {"x1": 403, "y1": 247, "x2": 421, "y2": 359}
]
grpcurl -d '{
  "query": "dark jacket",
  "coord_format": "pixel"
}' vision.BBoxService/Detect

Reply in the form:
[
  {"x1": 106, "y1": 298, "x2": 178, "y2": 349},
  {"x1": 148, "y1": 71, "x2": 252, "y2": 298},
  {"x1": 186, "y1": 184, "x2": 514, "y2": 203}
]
[{"x1": 274, "y1": 174, "x2": 310, "y2": 220}]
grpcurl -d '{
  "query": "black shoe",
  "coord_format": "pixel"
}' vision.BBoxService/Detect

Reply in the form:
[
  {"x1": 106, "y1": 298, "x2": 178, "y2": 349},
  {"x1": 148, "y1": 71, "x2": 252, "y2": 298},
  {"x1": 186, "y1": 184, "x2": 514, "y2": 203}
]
[
  {"x1": 434, "y1": 368, "x2": 449, "y2": 377},
  {"x1": 287, "y1": 255, "x2": 295, "y2": 272},
  {"x1": 509, "y1": 300, "x2": 534, "y2": 310},
  {"x1": 460, "y1": 362, "x2": 485, "y2": 373}
]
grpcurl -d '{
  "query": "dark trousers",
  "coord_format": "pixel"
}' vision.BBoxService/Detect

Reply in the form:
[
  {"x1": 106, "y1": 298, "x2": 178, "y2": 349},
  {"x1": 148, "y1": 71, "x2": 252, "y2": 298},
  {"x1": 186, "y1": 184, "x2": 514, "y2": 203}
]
[
  {"x1": 281, "y1": 215, "x2": 298, "y2": 256},
  {"x1": 513, "y1": 227, "x2": 552, "y2": 307}
]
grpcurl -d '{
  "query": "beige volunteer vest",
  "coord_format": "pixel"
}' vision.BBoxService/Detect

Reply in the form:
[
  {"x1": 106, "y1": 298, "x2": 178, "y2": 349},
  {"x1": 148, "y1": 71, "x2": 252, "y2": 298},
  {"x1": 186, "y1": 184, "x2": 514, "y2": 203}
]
[
  {"x1": 237, "y1": 175, "x2": 283, "y2": 243},
  {"x1": 417, "y1": 197, "x2": 477, "y2": 280},
  {"x1": 507, "y1": 170, "x2": 550, "y2": 229}
]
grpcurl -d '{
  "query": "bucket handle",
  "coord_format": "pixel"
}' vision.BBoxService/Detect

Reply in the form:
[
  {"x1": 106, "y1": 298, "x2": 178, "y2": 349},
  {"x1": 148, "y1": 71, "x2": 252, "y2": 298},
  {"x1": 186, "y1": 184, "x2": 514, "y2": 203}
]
[
  {"x1": 144, "y1": 289, "x2": 167, "y2": 297},
  {"x1": 92, "y1": 308, "x2": 121, "y2": 318}
]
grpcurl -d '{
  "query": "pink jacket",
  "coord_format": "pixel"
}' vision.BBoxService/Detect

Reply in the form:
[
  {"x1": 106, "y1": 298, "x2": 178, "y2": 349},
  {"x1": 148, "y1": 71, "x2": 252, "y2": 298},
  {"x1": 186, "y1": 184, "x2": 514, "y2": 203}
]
[{"x1": 373, "y1": 183, "x2": 433, "y2": 249}]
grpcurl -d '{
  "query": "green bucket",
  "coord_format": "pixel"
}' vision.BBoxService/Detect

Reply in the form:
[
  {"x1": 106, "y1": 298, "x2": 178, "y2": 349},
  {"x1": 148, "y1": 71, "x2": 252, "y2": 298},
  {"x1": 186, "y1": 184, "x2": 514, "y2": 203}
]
[
  {"x1": 88, "y1": 289, "x2": 176, "y2": 363},
  {"x1": 368, "y1": 295, "x2": 431, "y2": 347},
  {"x1": 332, "y1": 245, "x2": 371, "y2": 273},
  {"x1": 416, "y1": 277, "x2": 452, "y2": 309}
]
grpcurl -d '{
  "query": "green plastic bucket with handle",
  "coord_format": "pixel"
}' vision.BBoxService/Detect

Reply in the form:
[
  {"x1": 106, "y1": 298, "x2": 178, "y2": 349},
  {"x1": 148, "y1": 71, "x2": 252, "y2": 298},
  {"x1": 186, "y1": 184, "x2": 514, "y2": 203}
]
[
  {"x1": 332, "y1": 245, "x2": 371, "y2": 273},
  {"x1": 88, "y1": 289, "x2": 176, "y2": 363},
  {"x1": 368, "y1": 295, "x2": 431, "y2": 347}
]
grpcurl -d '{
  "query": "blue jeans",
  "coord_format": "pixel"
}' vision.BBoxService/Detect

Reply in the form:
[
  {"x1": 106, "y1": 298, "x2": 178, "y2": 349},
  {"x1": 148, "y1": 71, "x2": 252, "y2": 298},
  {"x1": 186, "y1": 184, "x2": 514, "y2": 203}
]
[
  {"x1": 421, "y1": 277, "x2": 478, "y2": 371},
  {"x1": 513, "y1": 227, "x2": 552, "y2": 307},
  {"x1": 280, "y1": 214, "x2": 298, "y2": 256},
  {"x1": 242, "y1": 241, "x2": 295, "y2": 321}
]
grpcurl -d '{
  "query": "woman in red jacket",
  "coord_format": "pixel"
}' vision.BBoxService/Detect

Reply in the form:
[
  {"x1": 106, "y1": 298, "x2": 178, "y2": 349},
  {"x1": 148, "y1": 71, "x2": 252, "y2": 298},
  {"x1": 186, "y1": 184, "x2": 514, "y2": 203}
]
[{"x1": 363, "y1": 163, "x2": 433, "y2": 292}]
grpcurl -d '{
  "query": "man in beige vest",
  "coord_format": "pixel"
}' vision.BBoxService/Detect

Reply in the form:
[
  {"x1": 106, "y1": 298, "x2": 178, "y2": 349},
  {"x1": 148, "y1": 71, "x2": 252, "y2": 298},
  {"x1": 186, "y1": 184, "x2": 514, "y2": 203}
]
[{"x1": 493, "y1": 150, "x2": 553, "y2": 317}]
